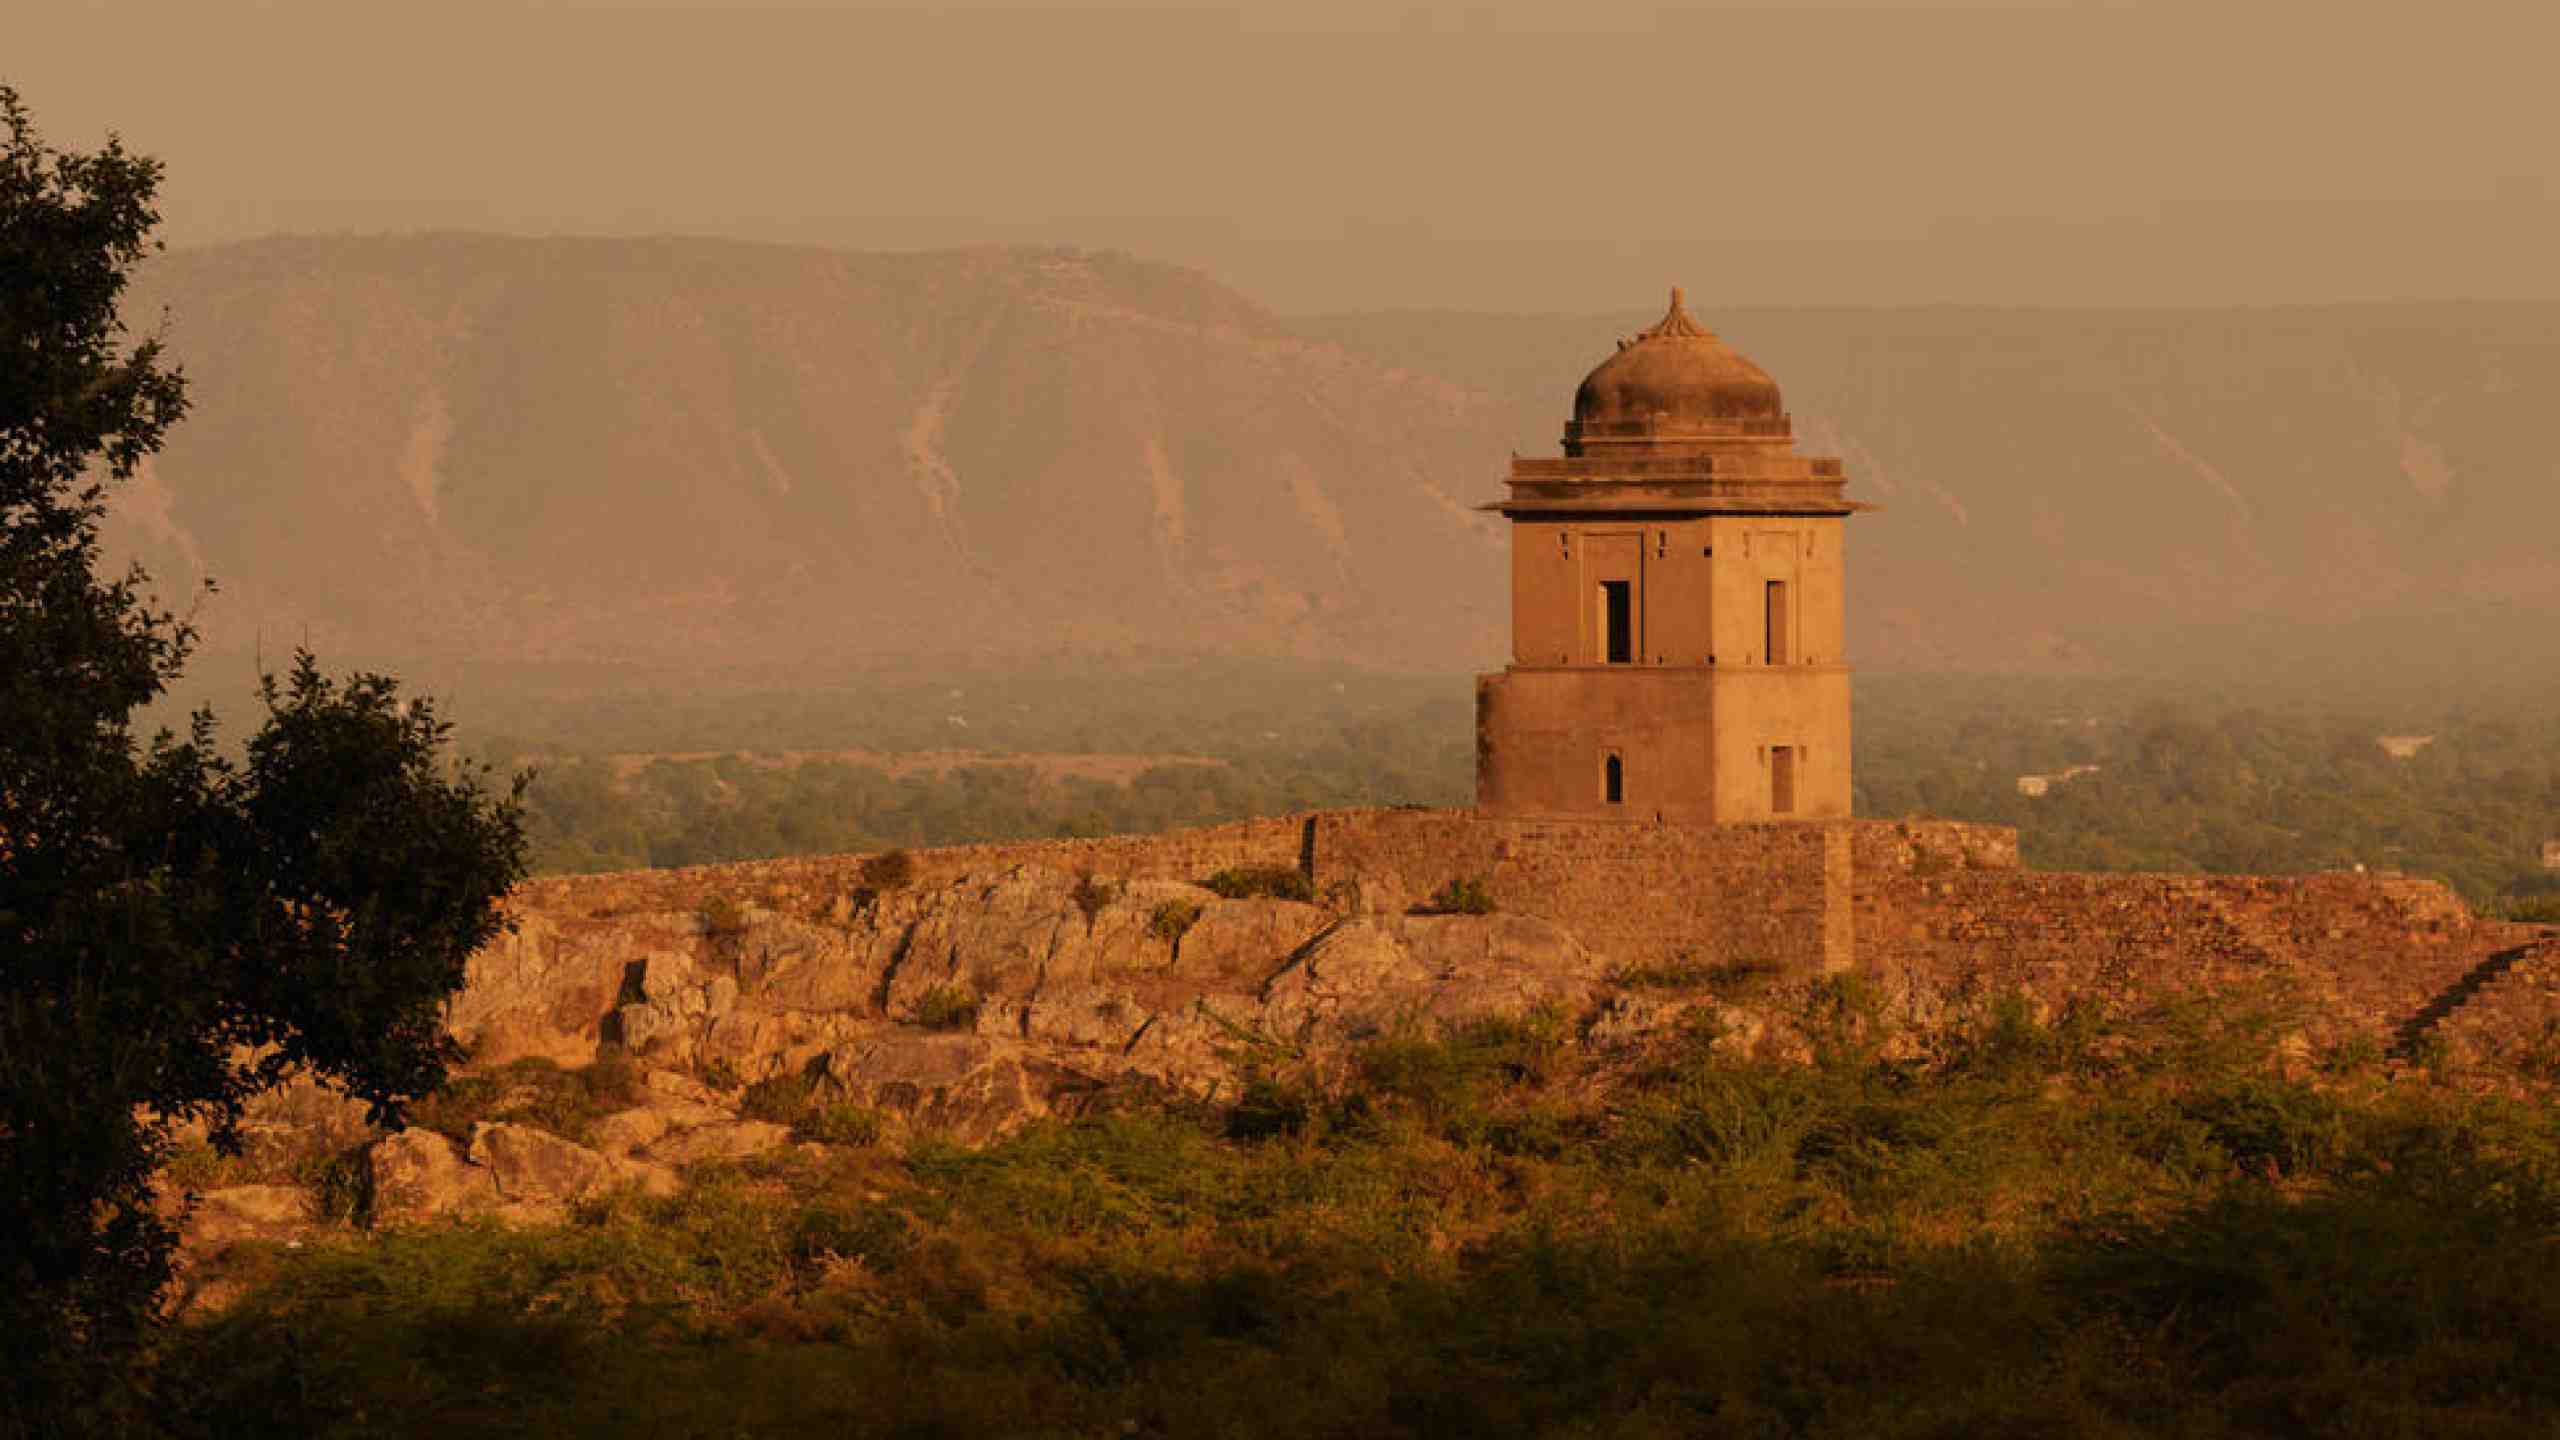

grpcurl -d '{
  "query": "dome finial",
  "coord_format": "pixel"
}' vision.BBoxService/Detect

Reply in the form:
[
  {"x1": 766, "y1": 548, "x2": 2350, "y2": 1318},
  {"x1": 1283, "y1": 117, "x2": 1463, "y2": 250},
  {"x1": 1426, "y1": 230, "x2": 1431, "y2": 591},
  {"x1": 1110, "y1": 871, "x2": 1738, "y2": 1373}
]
[{"x1": 1643, "y1": 284, "x2": 1712, "y2": 341}]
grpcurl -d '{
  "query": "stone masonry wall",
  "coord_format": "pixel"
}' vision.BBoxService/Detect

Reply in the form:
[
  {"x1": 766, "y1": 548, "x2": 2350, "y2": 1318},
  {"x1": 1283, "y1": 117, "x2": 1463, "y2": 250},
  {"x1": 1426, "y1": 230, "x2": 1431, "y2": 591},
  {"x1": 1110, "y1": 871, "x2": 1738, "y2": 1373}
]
[
  {"x1": 511, "y1": 815, "x2": 1308, "y2": 919},
  {"x1": 1849, "y1": 824, "x2": 2514, "y2": 1031},
  {"x1": 501, "y1": 807, "x2": 2529, "y2": 1046},
  {"x1": 1302, "y1": 810, "x2": 2012, "y2": 977}
]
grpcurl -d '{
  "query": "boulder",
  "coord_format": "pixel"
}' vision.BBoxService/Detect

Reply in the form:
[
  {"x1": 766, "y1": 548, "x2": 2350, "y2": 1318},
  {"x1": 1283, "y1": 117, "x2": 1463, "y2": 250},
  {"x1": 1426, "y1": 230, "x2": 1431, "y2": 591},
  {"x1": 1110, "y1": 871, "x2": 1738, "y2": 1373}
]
[
  {"x1": 641, "y1": 1119, "x2": 793, "y2": 1166},
  {"x1": 590, "y1": 1107, "x2": 672, "y2": 1156},
  {"x1": 187, "y1": 1185, "x2": 312, "y2": 1247},
  {"x1": 468, "y1": 1122, "x2": 618, "y2": 1205},
  {"x1": 879, "y1": 868, "x2": 1088, "y2": 1016},
  {"x1": 822, "y1": 1033, "x2": 1068, "y2": 1143},
  {"x1": 633, "y1": 950, "x2": 694, "y2": 1003},
  {"x1": 447, "y1": 909, "x2": 698, "y2": 1066},
  {"x1": 1174, "y1": 900, "x2": 1334, "y2": 989},
  {"x1": 370, "y1": 1128, "x2": 497, "y2": 1224},
  {"x1": 1012, "y1": 984, "x2": 1149, "y2": 1050}
]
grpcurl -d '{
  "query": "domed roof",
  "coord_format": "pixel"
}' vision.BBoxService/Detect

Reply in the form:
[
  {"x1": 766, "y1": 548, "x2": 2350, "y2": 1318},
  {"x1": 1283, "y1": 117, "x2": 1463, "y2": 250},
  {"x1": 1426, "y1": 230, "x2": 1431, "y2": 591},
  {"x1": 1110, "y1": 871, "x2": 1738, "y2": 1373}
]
[{"x1": 1568, "y1": 287, "x2": 1784, "y2": 443}]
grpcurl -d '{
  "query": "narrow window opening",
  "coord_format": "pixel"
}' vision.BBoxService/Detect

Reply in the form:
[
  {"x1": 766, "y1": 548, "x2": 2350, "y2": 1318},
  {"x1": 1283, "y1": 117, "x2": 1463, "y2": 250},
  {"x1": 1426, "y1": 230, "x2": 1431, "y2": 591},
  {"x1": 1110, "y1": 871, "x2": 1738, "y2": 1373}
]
[
  {"x1": 1771, "y1": 745, "x2": 1797, "y2": 815},
  {"x1": 1604, "y1": 752, "x2": 1625, "y2": 805},
  {"x1": 1601, "y1": 581, "x2": 1633, "y2": 664},
  {"x1": 1765, "y1": 580, "x2": 1790, "y2": 665}
]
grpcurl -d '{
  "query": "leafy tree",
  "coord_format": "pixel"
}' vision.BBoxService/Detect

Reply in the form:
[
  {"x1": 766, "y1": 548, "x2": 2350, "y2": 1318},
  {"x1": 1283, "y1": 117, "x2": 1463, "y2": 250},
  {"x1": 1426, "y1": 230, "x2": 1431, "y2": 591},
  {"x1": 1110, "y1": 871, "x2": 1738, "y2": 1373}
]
[{"x1": 0, "y1": 86, "x2": 526, "y2": 1431}]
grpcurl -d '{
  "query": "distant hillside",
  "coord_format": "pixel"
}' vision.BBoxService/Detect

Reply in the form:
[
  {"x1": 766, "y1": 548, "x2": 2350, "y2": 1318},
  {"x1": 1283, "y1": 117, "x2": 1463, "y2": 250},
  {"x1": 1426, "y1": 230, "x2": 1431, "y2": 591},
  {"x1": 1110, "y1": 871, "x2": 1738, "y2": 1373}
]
[
  {"x1": 1305, "y1": 302, "x2": 2560, "y2": 690},
  {"x1": 114, "y1": 236, "x2": 1509, "y2": 673},
  {"x1": 109, "y1": 237, "x2": 2560, "y2": 685}
]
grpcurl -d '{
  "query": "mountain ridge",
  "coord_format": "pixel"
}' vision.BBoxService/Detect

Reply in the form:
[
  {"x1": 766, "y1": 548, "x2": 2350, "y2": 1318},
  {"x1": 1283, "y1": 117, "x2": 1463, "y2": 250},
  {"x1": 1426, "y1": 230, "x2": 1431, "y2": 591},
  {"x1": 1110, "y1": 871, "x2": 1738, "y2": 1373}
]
[{"x1": 109, "y1": 234, "x2": 2560, "y2": 684}]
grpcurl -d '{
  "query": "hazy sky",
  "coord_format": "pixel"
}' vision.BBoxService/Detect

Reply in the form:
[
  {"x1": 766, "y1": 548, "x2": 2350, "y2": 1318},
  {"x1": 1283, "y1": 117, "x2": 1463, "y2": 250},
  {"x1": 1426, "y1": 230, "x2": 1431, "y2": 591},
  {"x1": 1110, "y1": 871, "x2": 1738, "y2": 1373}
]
[{"x1": 16, "y1": 0, "x2": 2555, "y2": 313}]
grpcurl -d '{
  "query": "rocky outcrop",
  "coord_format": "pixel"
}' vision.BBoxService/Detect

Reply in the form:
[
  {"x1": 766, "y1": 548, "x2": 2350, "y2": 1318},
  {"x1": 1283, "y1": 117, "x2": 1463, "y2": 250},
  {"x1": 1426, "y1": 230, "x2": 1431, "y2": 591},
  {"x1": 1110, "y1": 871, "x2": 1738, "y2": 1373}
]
[
  {"x1": 369, "y1": 1129, "x2": 498, "y2": 1224},
  {"x1": 186, "y1": 814, "x2": 2545, "y2": 1273},
  {"x1": 450, "y1": 863, "x2": 1610, "y2": 1118}
]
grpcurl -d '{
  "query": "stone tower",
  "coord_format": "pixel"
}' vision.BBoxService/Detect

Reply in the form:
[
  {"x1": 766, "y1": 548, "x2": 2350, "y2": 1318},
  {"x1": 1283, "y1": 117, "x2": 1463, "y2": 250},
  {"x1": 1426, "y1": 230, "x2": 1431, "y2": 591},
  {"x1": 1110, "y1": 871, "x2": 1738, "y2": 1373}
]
[{"x1": 1475, "y1": 288, "x2": 1867, "y2": 823}]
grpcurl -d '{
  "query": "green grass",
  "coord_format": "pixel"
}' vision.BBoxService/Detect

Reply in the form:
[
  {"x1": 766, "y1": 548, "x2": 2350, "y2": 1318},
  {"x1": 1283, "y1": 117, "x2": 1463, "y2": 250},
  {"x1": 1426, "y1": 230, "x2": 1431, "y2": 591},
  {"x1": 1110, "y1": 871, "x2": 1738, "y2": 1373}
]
[{"x1": 151, "y1": 991, "x2": 2560, "y2": 1438}]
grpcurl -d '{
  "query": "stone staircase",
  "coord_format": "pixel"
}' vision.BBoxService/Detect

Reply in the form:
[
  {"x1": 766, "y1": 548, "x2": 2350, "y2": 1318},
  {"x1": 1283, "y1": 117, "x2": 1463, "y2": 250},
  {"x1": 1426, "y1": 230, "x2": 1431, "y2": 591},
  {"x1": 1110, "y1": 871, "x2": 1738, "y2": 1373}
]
[{"x1": 2390, "y1": 931, "x2": 2560, "y2": 1059}]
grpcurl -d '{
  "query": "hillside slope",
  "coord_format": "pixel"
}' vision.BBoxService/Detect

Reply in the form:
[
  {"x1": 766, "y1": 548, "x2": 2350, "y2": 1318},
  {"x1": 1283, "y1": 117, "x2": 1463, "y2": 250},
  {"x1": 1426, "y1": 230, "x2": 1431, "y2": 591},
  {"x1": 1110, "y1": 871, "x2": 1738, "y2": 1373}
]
[
  {"x1": 1308, "y1": 302, "x2": 2560, "y2": 682},
  {"x1": 109, "y1": 236, "x2": 2560, "y2": 681},
  {"x1": 115, "y1": 236, "x2": 1508, "y2": 671}
]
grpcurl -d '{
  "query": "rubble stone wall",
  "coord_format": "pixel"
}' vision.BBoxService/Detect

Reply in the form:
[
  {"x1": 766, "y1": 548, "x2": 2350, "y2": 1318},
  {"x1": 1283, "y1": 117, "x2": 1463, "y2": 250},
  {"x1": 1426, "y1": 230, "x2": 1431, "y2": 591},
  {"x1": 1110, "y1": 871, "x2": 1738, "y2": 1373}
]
[
  {"x1": 500, "y1": 807, "x2": 2513, "y2": 1041},
  {"x1": 1301, "y1": 810, "x2": 2011, "y2": 976}
]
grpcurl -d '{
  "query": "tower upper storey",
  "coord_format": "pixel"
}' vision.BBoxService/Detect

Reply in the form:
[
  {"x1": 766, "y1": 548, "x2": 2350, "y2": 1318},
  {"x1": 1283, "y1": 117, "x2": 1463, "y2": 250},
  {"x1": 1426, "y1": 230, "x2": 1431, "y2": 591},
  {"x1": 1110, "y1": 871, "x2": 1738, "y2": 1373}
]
[
  {"x1": 1564, "y1": 287, "x2": 1791, "y2": 457},
  {"x1": 1493, "y1": 286, "x2": 1864, "y2": 519}
]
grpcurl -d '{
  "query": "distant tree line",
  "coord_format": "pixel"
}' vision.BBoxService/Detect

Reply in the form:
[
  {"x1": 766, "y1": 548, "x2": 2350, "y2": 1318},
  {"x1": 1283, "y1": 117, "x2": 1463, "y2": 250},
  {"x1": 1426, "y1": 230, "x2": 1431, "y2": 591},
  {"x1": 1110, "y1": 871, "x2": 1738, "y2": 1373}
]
[
  {"x1": 480, "y1": 669, "x2": 2559, "y2": 913},
  {"x1": 1855, "y1": 674, "x2": 2560, "y2": 913}
]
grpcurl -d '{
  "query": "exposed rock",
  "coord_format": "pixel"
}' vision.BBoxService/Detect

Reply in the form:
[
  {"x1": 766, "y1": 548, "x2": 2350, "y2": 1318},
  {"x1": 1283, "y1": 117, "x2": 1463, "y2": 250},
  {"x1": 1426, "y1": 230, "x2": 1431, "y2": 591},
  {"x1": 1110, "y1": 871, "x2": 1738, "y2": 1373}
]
[
  {"x1": 822, "y1": 1033, "x2": 1070, "y2": 1143},
  {"x1": 590, "y1": 1107, "x2": 672, "y2": 1157},
  {"x1": 645, "y1": 1068, "x2": 722, "y2": 1106},
  {"x1": 1004, "y1": 984, "x2": 1149, "y2": 1050},
  {"x1": 618, "y1": 1158, "x2": 684, "y2": 1200},
  {"x1": 1173, "y1": 899, "x2": 1333, "y2": 989},
  {"x1": 641, "y1": 1120, "x2": 794, "y2": 1167},
  {"x1": 370, "y1": 1128, "x2": 498, "y2": 1224},
  {"x1": 468, "y1": 1122, "x2": 618, "y2": 1206},
  {"x1": 706, "y1": 973, "x2": 740, "y2": 1019},
  {"x1": 187, "y1": 1185, "x2": 312, "y2": 1247},
  {"x1": 634, "y1": 950, "x2": 695, "y2": 1002}
]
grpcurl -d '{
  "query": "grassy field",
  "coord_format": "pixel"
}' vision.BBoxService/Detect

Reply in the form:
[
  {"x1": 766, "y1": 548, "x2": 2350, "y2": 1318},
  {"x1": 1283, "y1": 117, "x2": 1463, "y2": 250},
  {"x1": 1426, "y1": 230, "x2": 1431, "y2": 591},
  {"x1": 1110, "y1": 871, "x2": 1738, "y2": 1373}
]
[{"x1": 153, "y1": 987, "x2": 2560, "y2": 1438}]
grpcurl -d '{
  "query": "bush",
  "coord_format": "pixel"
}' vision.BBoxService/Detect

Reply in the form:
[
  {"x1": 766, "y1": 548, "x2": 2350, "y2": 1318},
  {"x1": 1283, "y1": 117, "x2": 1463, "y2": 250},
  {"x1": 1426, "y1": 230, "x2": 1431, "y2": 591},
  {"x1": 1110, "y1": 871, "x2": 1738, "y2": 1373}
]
[
  {"x1": 1413, "y1": 876, "x2": 1496, "y2": 915},
  {"x1": 2507, "y1": 894, "x2": 2560, "y2": 925},
  {"x1": 1148, "y1": 898, "x2": 1204, "y2": 947},
  {"x1": 146, "y1": 985, "x2": 2560, "y2": 1440},
  {"x1": 1200, "y1": 866, "x2": 1314, "y2": 903},
  {"x1": 915, "y1": 986, "x2": 982, "y2": 1032},
  {"x1": 859, "y1": 848, "x2": 916, "y2": 890},
  {"x1": 740, "y1": 1070, "x2": 884, "y2": 1146},
  {"x1": 788, "y1": 1202, "x2": 914, "y2": 1275},
  {"x1": 800, "y1": 1103, "x2": 885, "y2": 1148},
  {"x1": 1070, "y1": 872, "x2": 1120, "y2": 921},
  {"x1": 1607, "y1": 956, "x2": 1712, "y2": 989},
  {"x1": 739, "y1": 1070, "x2": 821, "y2": 1127},
  {"x1": 699, "y1": 894, "x2": 751, "y2": 936},
  {"x1": 409, "y1": 1056, "x2": 646, "y2": 1146}
]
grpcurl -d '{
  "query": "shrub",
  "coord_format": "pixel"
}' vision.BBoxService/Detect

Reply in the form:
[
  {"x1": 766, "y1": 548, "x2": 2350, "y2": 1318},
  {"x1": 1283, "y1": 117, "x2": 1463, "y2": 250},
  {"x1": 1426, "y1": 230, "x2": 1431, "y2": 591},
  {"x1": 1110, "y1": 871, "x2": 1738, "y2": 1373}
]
[
  {"x1": 699, "y1": 894, "x2": 751, "y2": 936},
  {"x1": 1070, "y1": 872, "x2": 1120, "y2": 921},
  {"x1": 1148, "y1": 898, "x2": 1204, "y2": 947},
  {"x1": 1354, "y1": 1008, "x2": 1570, "y2": 1133},
  {"x1": 1612, "y1": 955, "x2": 1784, "y2": 997},
  {"x1": 739, "y1": 1070, "x2": 882, "y2": 1146},
  {"x1": 1413, "y1": 876, "x2": 1496, "y2": 916},
  {"x1": 799, "y1": 1103, "x2": 885, "y2": 1148},
  {"x1": 410, "y1": 1055, "x2": 649, "y2": 1146},
  {"x1": 916, "y1": 985, "x2": 982, "y2": 1032},
  {"x1": 1223, "y1": 1073, "x2": 1320, "y2": 1142},
  {"x1": 739, "y1": 1070, "x2": 821, "y2": 1127},
  {"x1": 859, "y1": 848, "x2": 917, "y2": 890},
  {"x1": 1608, "y1": 956, "x2": 1712, "y2": 989},
  {"x1": 1200, "y1": 866, "x2": 1314, "y2": 903},
  {"x1": 2504, "y1": 893, "x2": 2560, "y2": 925},
  {"x1": 301, "y1": 1144, "x2": 376, "y2": 1227},
  {"x1": 1797, "y1": 973, "x2": 1891, "y2": 1071},
  {"x1": 788, "y1": 1202, "x2": 915, "y2": 1275}
]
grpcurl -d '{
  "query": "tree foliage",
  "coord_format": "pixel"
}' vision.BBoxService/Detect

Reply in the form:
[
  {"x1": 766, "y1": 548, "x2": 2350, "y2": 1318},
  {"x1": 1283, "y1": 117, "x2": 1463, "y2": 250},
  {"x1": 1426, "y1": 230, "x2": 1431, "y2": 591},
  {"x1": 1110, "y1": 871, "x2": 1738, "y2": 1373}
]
[{"x1": 0, "y1": 85, "x2": 526, "y2": 1431}]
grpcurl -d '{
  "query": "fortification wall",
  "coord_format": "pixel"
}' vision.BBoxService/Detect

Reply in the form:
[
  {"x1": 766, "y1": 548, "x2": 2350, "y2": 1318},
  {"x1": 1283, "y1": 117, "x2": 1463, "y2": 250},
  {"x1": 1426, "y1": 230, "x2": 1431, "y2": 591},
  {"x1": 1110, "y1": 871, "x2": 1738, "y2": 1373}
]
[
  {"x1": 508, "y1": 807, "x2": 2518, "y2": 1045},
  {"x1": 1850, "y1": 834, "x2": 2494, "y2": 1024},
  {"x1": 512, "y1": 815, "x2": 1306, "y2": 919},
  {"x1": 1302, "y1": 810, "x2": 2011, "y2": 976}
]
